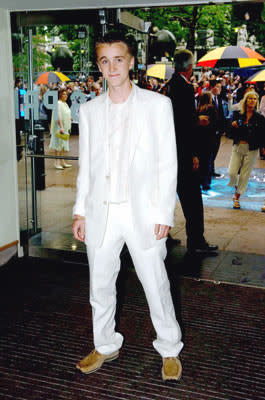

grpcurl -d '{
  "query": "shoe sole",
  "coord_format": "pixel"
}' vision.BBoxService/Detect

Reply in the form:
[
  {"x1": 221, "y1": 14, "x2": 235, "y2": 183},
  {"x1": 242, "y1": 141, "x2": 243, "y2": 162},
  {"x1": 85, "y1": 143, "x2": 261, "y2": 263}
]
[
  {"x1": 76, "y1": 352, "x2": 119, "y2": 374},
  {"x1": 162, "y1": 372, "x2": 182, "y2": 381}
]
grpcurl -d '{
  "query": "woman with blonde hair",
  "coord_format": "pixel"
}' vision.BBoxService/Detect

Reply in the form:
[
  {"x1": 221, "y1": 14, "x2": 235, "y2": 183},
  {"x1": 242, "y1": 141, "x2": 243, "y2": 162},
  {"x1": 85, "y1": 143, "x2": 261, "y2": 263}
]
[{"x1": 228, "y1": 91, "x2": 265, "y2": 209}]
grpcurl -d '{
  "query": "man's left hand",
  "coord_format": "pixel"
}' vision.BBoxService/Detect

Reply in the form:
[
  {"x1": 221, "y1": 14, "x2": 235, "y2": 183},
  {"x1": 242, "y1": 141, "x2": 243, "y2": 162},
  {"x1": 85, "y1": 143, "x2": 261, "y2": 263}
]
[
  {"x1": 154, "y1": 224, "x2": 170, "y2": 240},
  {"x1": 193, "y1": 156, "x2": 199, "y2": 171}
]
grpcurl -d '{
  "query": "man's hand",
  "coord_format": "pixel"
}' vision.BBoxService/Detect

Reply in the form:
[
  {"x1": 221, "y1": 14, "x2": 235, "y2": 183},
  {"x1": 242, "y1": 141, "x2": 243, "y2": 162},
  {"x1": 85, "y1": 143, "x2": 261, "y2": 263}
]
[
  {"x1": 198, "y1": 115, "x2": 209, "y2": 127},
  {"x1": 193, "y1": 156, "x2": 199, "y2": 171},
  {"x1": 154, "y1": 224, "x2": 170, "y2": 240},
  {"x1": 72, "y1": 215, "x2": 85, "y2": 242},
  {"x1": 227, "y1": 92, "x2": 232, "y2": 101},
  {"x1": 232, "y1": 121, "x2": 239, "y2": 128}
]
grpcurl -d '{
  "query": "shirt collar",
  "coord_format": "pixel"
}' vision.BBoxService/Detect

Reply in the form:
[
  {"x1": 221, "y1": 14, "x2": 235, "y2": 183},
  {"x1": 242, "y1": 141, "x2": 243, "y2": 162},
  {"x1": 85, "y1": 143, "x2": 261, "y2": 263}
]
[{"x1": 180, "y1": 73, "x2": 190, "y2": 84}]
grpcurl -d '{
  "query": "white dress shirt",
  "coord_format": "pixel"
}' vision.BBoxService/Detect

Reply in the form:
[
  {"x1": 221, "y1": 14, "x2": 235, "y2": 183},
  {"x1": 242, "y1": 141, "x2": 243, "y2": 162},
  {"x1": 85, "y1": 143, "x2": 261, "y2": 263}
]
[{"x1": 108, "y1": 89, "x2": 133, "y2": 203}]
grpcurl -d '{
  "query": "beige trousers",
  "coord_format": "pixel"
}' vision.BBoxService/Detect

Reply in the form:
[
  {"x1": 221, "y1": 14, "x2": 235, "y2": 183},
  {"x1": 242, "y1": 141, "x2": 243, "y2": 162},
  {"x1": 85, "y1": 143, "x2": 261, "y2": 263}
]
[{"x1": 228, "y1": 143, "x2": 258, "y2": 195}]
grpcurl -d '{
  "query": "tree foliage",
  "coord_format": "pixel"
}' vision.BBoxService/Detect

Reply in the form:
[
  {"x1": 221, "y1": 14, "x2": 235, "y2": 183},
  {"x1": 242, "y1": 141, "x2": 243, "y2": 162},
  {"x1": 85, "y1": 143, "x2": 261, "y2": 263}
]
[
  {"x1": 38, "y1": 24, "x2": 95, "y2": 72},
  {"x1": 131, "y1": 4, "x2": 233, "y2": 53},
  {"x1": 13, "y1": 33, "x2": 51, "y2": 77},
  {"x1": 132, "y1": 4, "x2": 265, "y2": 56}
]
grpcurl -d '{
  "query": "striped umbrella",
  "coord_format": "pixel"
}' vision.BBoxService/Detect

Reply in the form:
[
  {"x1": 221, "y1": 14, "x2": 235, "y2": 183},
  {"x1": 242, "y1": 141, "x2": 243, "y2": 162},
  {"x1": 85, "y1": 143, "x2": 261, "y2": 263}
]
[
  {"x1": 35, "y1": 71, "x2": 70, "y2": 85},
  {"x1": 147, "y1": 64, "x2": 175, "y2": 80},
  {"x1": 247, "y1": 69, "x2": 265, "y2": 83},
  {"x1": 197, "y1": 46, "x2": 265, "y2": 68}
]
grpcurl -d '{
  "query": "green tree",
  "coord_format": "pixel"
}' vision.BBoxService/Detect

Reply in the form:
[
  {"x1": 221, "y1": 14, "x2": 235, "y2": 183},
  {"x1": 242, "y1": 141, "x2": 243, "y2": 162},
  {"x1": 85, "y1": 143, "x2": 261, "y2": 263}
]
[
  {"x1": 131, "y1": 4, "x2": 233, "y2": 53},
  {"x1": 39, "y1": 24, "x2": 95, "y2": 72},
  {"x1": 232, "y1": 5, "x2": 265, "y2": 55},
  {"x1": 13, "y1": 33, "x2": 52, "y2": 79}
]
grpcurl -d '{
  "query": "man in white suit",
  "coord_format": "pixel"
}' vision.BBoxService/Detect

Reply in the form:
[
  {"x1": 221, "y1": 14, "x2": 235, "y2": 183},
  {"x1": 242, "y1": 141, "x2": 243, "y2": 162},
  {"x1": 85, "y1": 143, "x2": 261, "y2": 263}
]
[{"x1": 72, "y1": 31, "x2": 183, "y2": 381}]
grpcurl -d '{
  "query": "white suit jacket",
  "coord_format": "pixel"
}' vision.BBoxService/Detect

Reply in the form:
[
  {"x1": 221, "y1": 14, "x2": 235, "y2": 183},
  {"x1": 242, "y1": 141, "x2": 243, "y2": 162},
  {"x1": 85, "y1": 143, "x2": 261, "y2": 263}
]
[{"x1": 73, "y1": 84, "x2": 177, "y2": 249}]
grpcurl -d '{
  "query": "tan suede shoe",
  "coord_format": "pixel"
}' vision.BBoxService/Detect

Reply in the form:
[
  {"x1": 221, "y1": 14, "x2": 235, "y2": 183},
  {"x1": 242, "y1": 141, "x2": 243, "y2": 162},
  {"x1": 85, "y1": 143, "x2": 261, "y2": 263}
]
[
  {"x1": 162, "y1": 356, "x2": 182, "y2": 381},
  {"x1": 76, "y1": 349, "x2": 119, "y2": 374}
]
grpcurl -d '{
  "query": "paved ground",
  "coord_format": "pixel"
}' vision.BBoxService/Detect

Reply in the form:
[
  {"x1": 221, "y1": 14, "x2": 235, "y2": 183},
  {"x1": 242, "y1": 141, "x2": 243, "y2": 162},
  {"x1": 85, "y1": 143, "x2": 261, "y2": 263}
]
[{"x1": 169, "y1": 136, "x2": 265, "y2": 256}]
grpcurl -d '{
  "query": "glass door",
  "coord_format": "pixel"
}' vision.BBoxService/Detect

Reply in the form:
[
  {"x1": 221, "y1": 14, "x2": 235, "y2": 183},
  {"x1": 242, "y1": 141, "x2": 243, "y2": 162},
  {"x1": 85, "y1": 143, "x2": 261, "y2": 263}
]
[{"x1": 12, "y1": 13, "x2": 101, "y2": 260}]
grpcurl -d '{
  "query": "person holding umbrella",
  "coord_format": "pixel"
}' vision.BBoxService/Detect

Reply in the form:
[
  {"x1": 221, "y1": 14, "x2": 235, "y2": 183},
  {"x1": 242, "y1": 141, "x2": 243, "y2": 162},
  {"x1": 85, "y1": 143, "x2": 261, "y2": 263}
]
[{"x1": 49, "y1": 88, "x2": 72, "y2": 169}]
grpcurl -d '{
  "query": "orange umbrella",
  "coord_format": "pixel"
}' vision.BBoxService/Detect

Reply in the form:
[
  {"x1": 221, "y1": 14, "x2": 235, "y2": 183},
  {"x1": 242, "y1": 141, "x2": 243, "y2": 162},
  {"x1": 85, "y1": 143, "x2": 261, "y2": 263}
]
[{"x1": 35, "y1": 71, "x2": 70, "y2": 85}]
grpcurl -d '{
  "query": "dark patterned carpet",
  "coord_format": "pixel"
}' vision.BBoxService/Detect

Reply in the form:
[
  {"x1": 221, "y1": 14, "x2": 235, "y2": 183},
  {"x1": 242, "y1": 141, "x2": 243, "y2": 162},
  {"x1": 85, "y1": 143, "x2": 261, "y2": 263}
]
[{"x1": 0, "y1": 256, "x2": 265, "y2": 400}]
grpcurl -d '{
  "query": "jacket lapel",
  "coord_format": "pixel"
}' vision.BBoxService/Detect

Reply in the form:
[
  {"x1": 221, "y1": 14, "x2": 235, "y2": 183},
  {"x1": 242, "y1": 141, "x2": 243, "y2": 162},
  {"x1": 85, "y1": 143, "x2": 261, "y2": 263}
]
[
  {"x1": 96, "y1": 92, "x2": 109, "y2": 176},
  {"x1": 129, "y1": 84, "x2": 144, "y2": 167}
]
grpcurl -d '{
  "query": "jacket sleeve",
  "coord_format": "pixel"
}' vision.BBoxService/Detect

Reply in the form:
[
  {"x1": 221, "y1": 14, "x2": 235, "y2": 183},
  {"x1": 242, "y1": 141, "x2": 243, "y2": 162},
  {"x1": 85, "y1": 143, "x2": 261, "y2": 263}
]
[
  {"x1": 72, "y1": 104, "x2": 89, "y2": 218},
  {"x1": 155, "y1": 96, "x2": 178, "y2": 227},
  {"x1": 260, "y1": 95, "x2": 265, "y2": 117},
  {"x1": 258, "y1": 113, "x2": 265, "y2": 147},
  {"x1": 226, "y1": 110, "x2": 240, "y2": 140}
]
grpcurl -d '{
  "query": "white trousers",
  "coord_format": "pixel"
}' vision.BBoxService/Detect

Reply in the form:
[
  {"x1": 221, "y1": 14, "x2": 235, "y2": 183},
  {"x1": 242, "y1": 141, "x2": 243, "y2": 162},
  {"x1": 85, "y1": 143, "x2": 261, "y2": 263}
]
[
  {"x1": 228, "y1": 144, "x2": 259, "y2": 195},
  {"x1": 86, "y1": 202, "x2": 183, "y2": 358}
]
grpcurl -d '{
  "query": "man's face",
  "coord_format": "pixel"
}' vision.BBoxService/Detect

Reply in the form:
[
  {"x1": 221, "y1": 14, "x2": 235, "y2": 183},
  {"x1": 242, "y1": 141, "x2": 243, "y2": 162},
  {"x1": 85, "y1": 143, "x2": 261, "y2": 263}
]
[
  {"x1": 212, "y1": 83, "x2": 221, "y2": 96},
  {"x1": 96, "y1": 42, "x2": 134, "y2": 89},
  {"x1": 187, "y1": 64, "x2": 193, "y2": 80}
]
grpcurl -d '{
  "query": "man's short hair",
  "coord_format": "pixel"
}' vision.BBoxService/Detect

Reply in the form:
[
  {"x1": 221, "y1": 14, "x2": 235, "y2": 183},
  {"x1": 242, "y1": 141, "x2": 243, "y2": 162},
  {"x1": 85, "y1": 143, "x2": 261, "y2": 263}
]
[
  {"x1": 209, "y1": 79, "x2": 221, "y2": 89},
  {"x1": 174, "y1": 49, "x2": 194, "y2": 73},
  {"x1": 95, "y1": 30, "x2": 135, "y2": 58}
]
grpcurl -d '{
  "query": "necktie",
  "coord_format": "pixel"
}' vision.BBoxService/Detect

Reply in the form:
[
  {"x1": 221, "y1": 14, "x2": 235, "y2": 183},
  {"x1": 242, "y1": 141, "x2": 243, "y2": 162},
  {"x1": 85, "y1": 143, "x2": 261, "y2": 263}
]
[{"x1": 215, "y1": 96, "x2": 218, "y2": 108}]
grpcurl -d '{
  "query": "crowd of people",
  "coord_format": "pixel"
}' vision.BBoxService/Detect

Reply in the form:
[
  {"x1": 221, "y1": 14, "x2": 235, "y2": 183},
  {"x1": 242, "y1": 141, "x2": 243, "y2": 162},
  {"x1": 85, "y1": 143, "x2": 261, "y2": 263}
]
[
  {"x1": 137, "y1": 66, "x2": 265, "y2": 212},
  {"x1": 190, "y1": 68, "x2": 265, "y2": 211},
  {"x1": 16, "y1": 55, "x2": 265, "y2": 212}
]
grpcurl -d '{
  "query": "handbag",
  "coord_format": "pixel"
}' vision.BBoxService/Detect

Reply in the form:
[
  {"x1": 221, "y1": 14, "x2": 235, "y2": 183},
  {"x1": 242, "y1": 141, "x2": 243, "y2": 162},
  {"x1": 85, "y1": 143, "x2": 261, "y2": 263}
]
[{"x1": 55, "y1": 130, "x2": 70, "y2": 141}]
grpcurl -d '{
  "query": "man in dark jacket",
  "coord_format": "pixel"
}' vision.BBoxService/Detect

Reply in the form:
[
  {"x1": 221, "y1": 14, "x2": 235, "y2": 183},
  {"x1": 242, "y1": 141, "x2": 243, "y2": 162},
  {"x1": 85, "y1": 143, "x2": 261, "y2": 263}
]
[
  {"x1": 210, "y1": 80, "x2": 226, "y2": 177},
  {"x1": 168, "y1": 49, "x2": 218, "y2": 254}
]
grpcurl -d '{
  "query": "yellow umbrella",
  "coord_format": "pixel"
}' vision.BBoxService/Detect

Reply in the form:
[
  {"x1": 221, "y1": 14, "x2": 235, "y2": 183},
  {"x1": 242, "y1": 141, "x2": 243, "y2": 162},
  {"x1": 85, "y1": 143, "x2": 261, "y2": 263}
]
[{"x1": 147, "y1": 64, "x2": 175, "y2": 80}]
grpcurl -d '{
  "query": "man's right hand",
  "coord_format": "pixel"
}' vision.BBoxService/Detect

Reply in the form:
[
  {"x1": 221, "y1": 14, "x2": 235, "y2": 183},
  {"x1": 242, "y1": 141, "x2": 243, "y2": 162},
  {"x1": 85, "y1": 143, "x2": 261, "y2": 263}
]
[
  {"x1": 192, "y1": 156, "x2": 199, "y2": 171},
  {"x1": 198, "y1": 115, "x2": 209, "y2": 126},
  {"x1": 72, "y1": 215, "x2": 85, "y2": 242}
]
